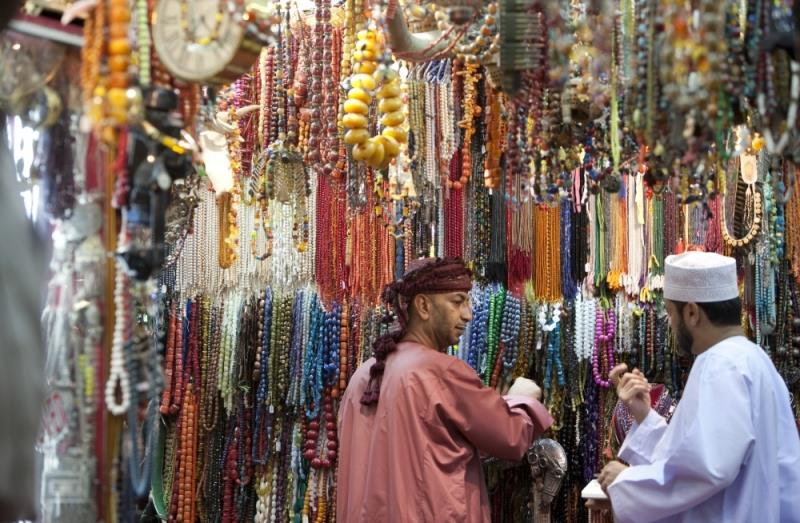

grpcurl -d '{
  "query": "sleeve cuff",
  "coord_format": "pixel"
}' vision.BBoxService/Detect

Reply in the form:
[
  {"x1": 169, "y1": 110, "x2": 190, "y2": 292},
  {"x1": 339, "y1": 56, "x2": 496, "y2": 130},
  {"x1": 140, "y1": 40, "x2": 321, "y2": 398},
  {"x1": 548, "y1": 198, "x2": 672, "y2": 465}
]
[
  {"x1": 638, "y1": 409, "x2": 663, "y2": 429},
  {"x1": 503, "y1": 395, "x2": 554, "y2": 434},
  {"x1": 618, "y1": 409, "x2": 666, "y2": 465}
]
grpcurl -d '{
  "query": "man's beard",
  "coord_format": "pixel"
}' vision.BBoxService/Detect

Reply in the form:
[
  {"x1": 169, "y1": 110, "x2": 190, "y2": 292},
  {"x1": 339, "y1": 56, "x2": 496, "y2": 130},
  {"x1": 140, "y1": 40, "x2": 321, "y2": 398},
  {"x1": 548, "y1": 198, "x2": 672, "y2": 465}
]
[{"x1": 675, "y1": 319, "x2": 694, "y2": 358}]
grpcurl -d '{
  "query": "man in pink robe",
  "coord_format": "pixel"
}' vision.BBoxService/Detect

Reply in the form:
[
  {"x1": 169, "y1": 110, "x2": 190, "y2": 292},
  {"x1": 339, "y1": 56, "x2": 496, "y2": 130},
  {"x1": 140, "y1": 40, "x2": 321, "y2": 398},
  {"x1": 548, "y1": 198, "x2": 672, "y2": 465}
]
[{"x1": 337, "y1": 258, "x2": 553, "y2": 522}]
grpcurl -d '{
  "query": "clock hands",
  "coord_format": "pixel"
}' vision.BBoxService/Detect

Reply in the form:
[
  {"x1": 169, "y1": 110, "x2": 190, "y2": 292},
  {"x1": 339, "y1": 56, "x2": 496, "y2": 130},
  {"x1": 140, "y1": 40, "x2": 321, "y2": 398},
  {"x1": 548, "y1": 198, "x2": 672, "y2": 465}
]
[{"x1": 199, "y1": 14, "x2": 214, "y2": 34}]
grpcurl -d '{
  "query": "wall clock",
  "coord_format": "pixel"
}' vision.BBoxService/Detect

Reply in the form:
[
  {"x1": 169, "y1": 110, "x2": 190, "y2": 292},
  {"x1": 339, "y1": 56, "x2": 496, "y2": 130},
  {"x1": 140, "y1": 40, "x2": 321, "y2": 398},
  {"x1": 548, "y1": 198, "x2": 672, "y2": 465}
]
[{"x1": 152, "y1": 0, "x2": 273, "y2": 84}]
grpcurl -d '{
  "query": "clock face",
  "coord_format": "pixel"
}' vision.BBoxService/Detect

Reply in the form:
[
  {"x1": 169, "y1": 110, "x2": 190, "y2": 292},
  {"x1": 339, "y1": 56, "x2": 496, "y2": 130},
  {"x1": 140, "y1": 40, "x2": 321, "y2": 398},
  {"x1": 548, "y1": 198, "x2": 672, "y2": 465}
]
[{"x1": 153, "y1": 0, "x2": 244, "y2": 83}]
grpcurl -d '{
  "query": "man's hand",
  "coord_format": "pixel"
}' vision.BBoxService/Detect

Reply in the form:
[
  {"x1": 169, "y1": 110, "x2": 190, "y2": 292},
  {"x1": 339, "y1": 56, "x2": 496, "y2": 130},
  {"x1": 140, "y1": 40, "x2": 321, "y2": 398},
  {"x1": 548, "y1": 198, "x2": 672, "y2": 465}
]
[
  {"x1": 598, "y1": 460, "x2": 628, "y2": 493},
  {"x1": 610, "y1": 363, "x2": 651, "y2": 424},
  {"x1": 585, "y1": 498, "x2": 612, "y2": 513},
  {"x1": 507, "y1": 377, "x2": 542, "y2": 401}
]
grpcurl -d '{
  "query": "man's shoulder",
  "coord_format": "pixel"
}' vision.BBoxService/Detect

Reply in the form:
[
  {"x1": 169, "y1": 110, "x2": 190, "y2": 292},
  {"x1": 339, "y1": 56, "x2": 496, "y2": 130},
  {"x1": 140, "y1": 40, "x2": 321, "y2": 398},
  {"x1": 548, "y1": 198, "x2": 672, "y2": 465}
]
[
  {"x1": 705, "y1": 336, "x2": 773, "y2": 371},
  {"x1": 396, "y1": 352, "x2": 479, "y2": 390},
  {"x1": 340, "y1": 358, "x2": 375, "y2": 405},
  {"x1": 395, "y1": 345, "x2": 463, "y2": 372},
  {"x1": 351, "y1": 357, "x2": 376, "y2": 381},
  {"x1": 699, "y1": 336, "x2": 787, "y2": 390}
]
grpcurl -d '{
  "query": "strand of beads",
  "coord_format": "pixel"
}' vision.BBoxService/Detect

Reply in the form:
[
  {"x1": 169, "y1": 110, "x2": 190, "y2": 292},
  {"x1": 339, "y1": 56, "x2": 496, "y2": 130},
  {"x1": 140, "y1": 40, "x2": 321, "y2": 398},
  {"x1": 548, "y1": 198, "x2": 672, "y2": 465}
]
[
  {"x1": 573, "y1": 292, "x2": 586, "y2": 361},
  {"x1": 544, "y1": 320, "x2": 565, "y2": 390},
  {"x1": 755, "y1": 239, "x2": 776, "y2": 345},
  {"x1": 107, "y1": 0, "x2": 131, "y2": 124},
  {"x1": 320, "y1": 0, "x2": 339, "y2": 177},
  {"x1": 306, "y1": 0, "x2": 325, "y2": 165},
  {"x1": 721, "y1": 188, "x2": 763, "y2": 248},
  {"x1": 644, "y1": 304, "x2": 657, "y2": 376},
  {"x1": 287, "y1": 290, "x2": 312, "y2": 412},
  {"x1": 539, "y1": 302, "x2": 564, "y2": 390},
  {"x1": 592, "y1": 307, "x2": 616, "y2": 388},
  {"x1": 466, "y1": 287, "x2": 487, "y2": 372},
  {"x1": 106, "y1": 229, "x2": 131, "y2": 416},
  {"x1": 176, "y1": 383, "x2": 198, "y2": 522},
  {"x1": 336, "y1": 301, "x2": 350, "y2": 397},
  {"x1": 617, "y1": 294, "x2": 634, "y2": 354},
  {"x1": 307, "y1": 303, "x2": 326, "y2": 416},
  {"x1": 453, "y1": 62, "x2": 479, "y2": 189},
  {"x1": 201, "y1": 304, "x2": 221, "y2": 433},
  {"x1": 323, "y1": 305, "x2": 341, "y2": 386},
  {"x1": 500, "y1": 293, "x2": 522, "y2": 378},
  {"x1": 253, "y1": 289, "x2": 273, "y2": 464},
  {"x1": 269, "y1": 295, "x2": 294, "y2": 410},
  {"x1": 218, "y1": 296, "x2": 235, "y2": 412},
  {"x1": 159, "y1": 304, "x2": 177, "y2": 414},
  {"x1": 513, "y1": 301, "x2": 535, "y2": 378},
  {"x1": 482, "y1": 286, "x2": 506, "y2": 385},
  {"x1": 574, "y1": 294, "x2": 596, "y2": 361},
  {"x1": 81, "y1": 0, "x2": 104, "y2": 108},
  {"x1": 343, "y1": 29, "x2": 407, "y2": 169},
  {"x1": 303, "y1": 388, "x2": 338, "y2": 470},
  {"x1": 322, "y1": 393, "x2": 338, "y2": 468},
  {"x1": 135, "y1": 0, "x2": 150, "y2": 87},
  {"x1": 762, "y1": 156, "x2": 783, "y2": 264},
  {"x1": 561, "y1": 199, "x2": 577, "y2": 299}
]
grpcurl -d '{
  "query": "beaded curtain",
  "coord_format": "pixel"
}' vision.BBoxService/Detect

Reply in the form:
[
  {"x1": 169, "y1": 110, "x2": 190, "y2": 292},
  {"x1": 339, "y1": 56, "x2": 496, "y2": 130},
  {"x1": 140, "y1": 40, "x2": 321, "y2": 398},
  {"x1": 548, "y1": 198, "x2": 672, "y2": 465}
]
[{"x1": 30, "y1": 0, "x2": 800, "y2": 521}]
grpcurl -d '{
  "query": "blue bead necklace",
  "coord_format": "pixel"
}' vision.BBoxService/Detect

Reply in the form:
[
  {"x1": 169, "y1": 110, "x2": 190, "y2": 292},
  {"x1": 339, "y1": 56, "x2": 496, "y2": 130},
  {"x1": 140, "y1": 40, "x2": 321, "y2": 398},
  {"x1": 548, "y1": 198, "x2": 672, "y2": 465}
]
[
  {"x1": 539, "y1": 302, "x2": 565, "y2": 390},
  {"x1": 287, "y1": 289, "x2": 307, "y2": 412},
  {"x1": 323, "y1": 303, "x2": 341, "y2": 387},
  {"x1": 544, "y1": 323, "x2": 565, "y2": 389},
  {"x1": 561, "y1": 200, "x2": 577, "y2": 300},
  {"x1": 467, "y1": 287, "x2": 487, "y2": 372},
  {"x1": 302, "y1": 297, "x2": 324, "y2": 419},
  {"x1": 500, "y1": 293, "x2": 522, "y2": 376}
]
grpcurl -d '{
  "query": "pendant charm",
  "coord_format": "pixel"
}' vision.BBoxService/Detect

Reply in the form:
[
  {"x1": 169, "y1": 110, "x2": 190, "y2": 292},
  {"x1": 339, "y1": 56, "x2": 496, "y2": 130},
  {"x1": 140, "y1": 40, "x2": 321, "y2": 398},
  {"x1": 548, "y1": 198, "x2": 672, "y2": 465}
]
[{"x1": 740, "y1": 154, "x2": 758, "y2": 185}]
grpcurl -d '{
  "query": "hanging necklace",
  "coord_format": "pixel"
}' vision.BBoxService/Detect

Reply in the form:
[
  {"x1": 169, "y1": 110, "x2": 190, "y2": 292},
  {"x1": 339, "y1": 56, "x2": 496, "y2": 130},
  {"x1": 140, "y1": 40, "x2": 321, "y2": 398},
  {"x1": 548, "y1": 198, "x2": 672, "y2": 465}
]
[
  {"x1": 481, "y1": 285, "x2": 505, "y2": 384},
  {"x1": 592, "y1": 306, "x2": 615, "y2": 388},
  {"x1": 757, "y1": 59, "x2": 800, "y2": 155},
  {"x1": 541, "y1": 302, "x2": 565, "y2": 391},
  {"x1": 106, "y1": 225, "x2": 132, "y2": 416},
  {"x1": 721, "y1": 154, "x2": 763, "y2": 248}
]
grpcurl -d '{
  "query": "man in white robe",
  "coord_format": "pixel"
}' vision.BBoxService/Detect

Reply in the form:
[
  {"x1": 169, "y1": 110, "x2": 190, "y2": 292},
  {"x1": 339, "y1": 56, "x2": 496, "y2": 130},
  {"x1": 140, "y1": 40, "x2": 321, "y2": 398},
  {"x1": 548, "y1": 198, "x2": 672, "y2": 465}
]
[{"x1": 598, "y1": 251, "x2": 800, "y2": 523}]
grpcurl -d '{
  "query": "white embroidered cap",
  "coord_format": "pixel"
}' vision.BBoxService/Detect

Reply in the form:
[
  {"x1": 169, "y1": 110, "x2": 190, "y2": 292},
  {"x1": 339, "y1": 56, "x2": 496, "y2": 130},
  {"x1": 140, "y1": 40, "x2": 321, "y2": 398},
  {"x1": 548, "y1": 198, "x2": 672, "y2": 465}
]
[{"x1": 663, "y1": 251, "x2": 739, "y2": 303}]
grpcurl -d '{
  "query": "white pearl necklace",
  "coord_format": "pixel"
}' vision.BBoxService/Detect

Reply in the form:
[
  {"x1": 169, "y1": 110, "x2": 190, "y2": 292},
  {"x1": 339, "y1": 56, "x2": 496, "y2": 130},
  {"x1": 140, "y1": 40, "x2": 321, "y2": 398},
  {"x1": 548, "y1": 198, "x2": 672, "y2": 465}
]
[
  {"x1": 303, "y1": 168, "x2": 317, "y2": 283},
  {"x1": 219, "y1": 293, "x2": 244, "y2": 412},
  {"x1": 254, "y1": 474, "x2": 269, "y2": 523},
  {"x1": 424, "y1": 70, "x2": 438, "y2": 186},
  {"x1": 105, "y1": 227, "x2": 131, "y2": 416},
  {"x1": 615, "y1": 293, "x2": 632, "y2": 353},
  {"x1": 438, "y1": 61, "x2": 455, "y2": 169},
  {"x1": 575, "y1": 295, "x2": 596, "y2": 361},
  {"x1": 573, "y1": 294, "x2": 583, "y2": 360},
  {"x1": 625, "y1": 172, "x2": 645, "y2": 296}
]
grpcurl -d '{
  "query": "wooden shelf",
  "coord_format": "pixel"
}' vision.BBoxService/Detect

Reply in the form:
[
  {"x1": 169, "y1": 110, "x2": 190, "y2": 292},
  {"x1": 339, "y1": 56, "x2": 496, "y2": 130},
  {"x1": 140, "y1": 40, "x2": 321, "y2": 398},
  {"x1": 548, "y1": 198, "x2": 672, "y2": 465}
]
[
  {"x1": 24, "y1": 0, "x2": 81, "y2": 16},
  {"x1": 9, "y1": 13, "x2": 84, "y2": 47}
]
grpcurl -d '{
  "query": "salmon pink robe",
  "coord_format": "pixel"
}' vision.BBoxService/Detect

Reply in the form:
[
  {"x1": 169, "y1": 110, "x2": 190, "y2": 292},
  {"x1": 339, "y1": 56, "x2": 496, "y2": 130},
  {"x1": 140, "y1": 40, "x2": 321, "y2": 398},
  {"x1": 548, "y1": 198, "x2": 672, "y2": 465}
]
[{"x1": 337, "y1": 342, "x2": 554, "y2": 522}]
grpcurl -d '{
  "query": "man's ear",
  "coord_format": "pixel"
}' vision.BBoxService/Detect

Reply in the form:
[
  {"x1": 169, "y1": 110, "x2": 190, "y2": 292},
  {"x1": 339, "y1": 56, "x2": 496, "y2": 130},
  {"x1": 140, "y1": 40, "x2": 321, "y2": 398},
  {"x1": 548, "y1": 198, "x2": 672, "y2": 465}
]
[
  {"x1": 413, "y1": 293, "x2": 431, "y2": 321},
  {"x1": 685, "y1": 302, "x2": 702, "y2": 327}
]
